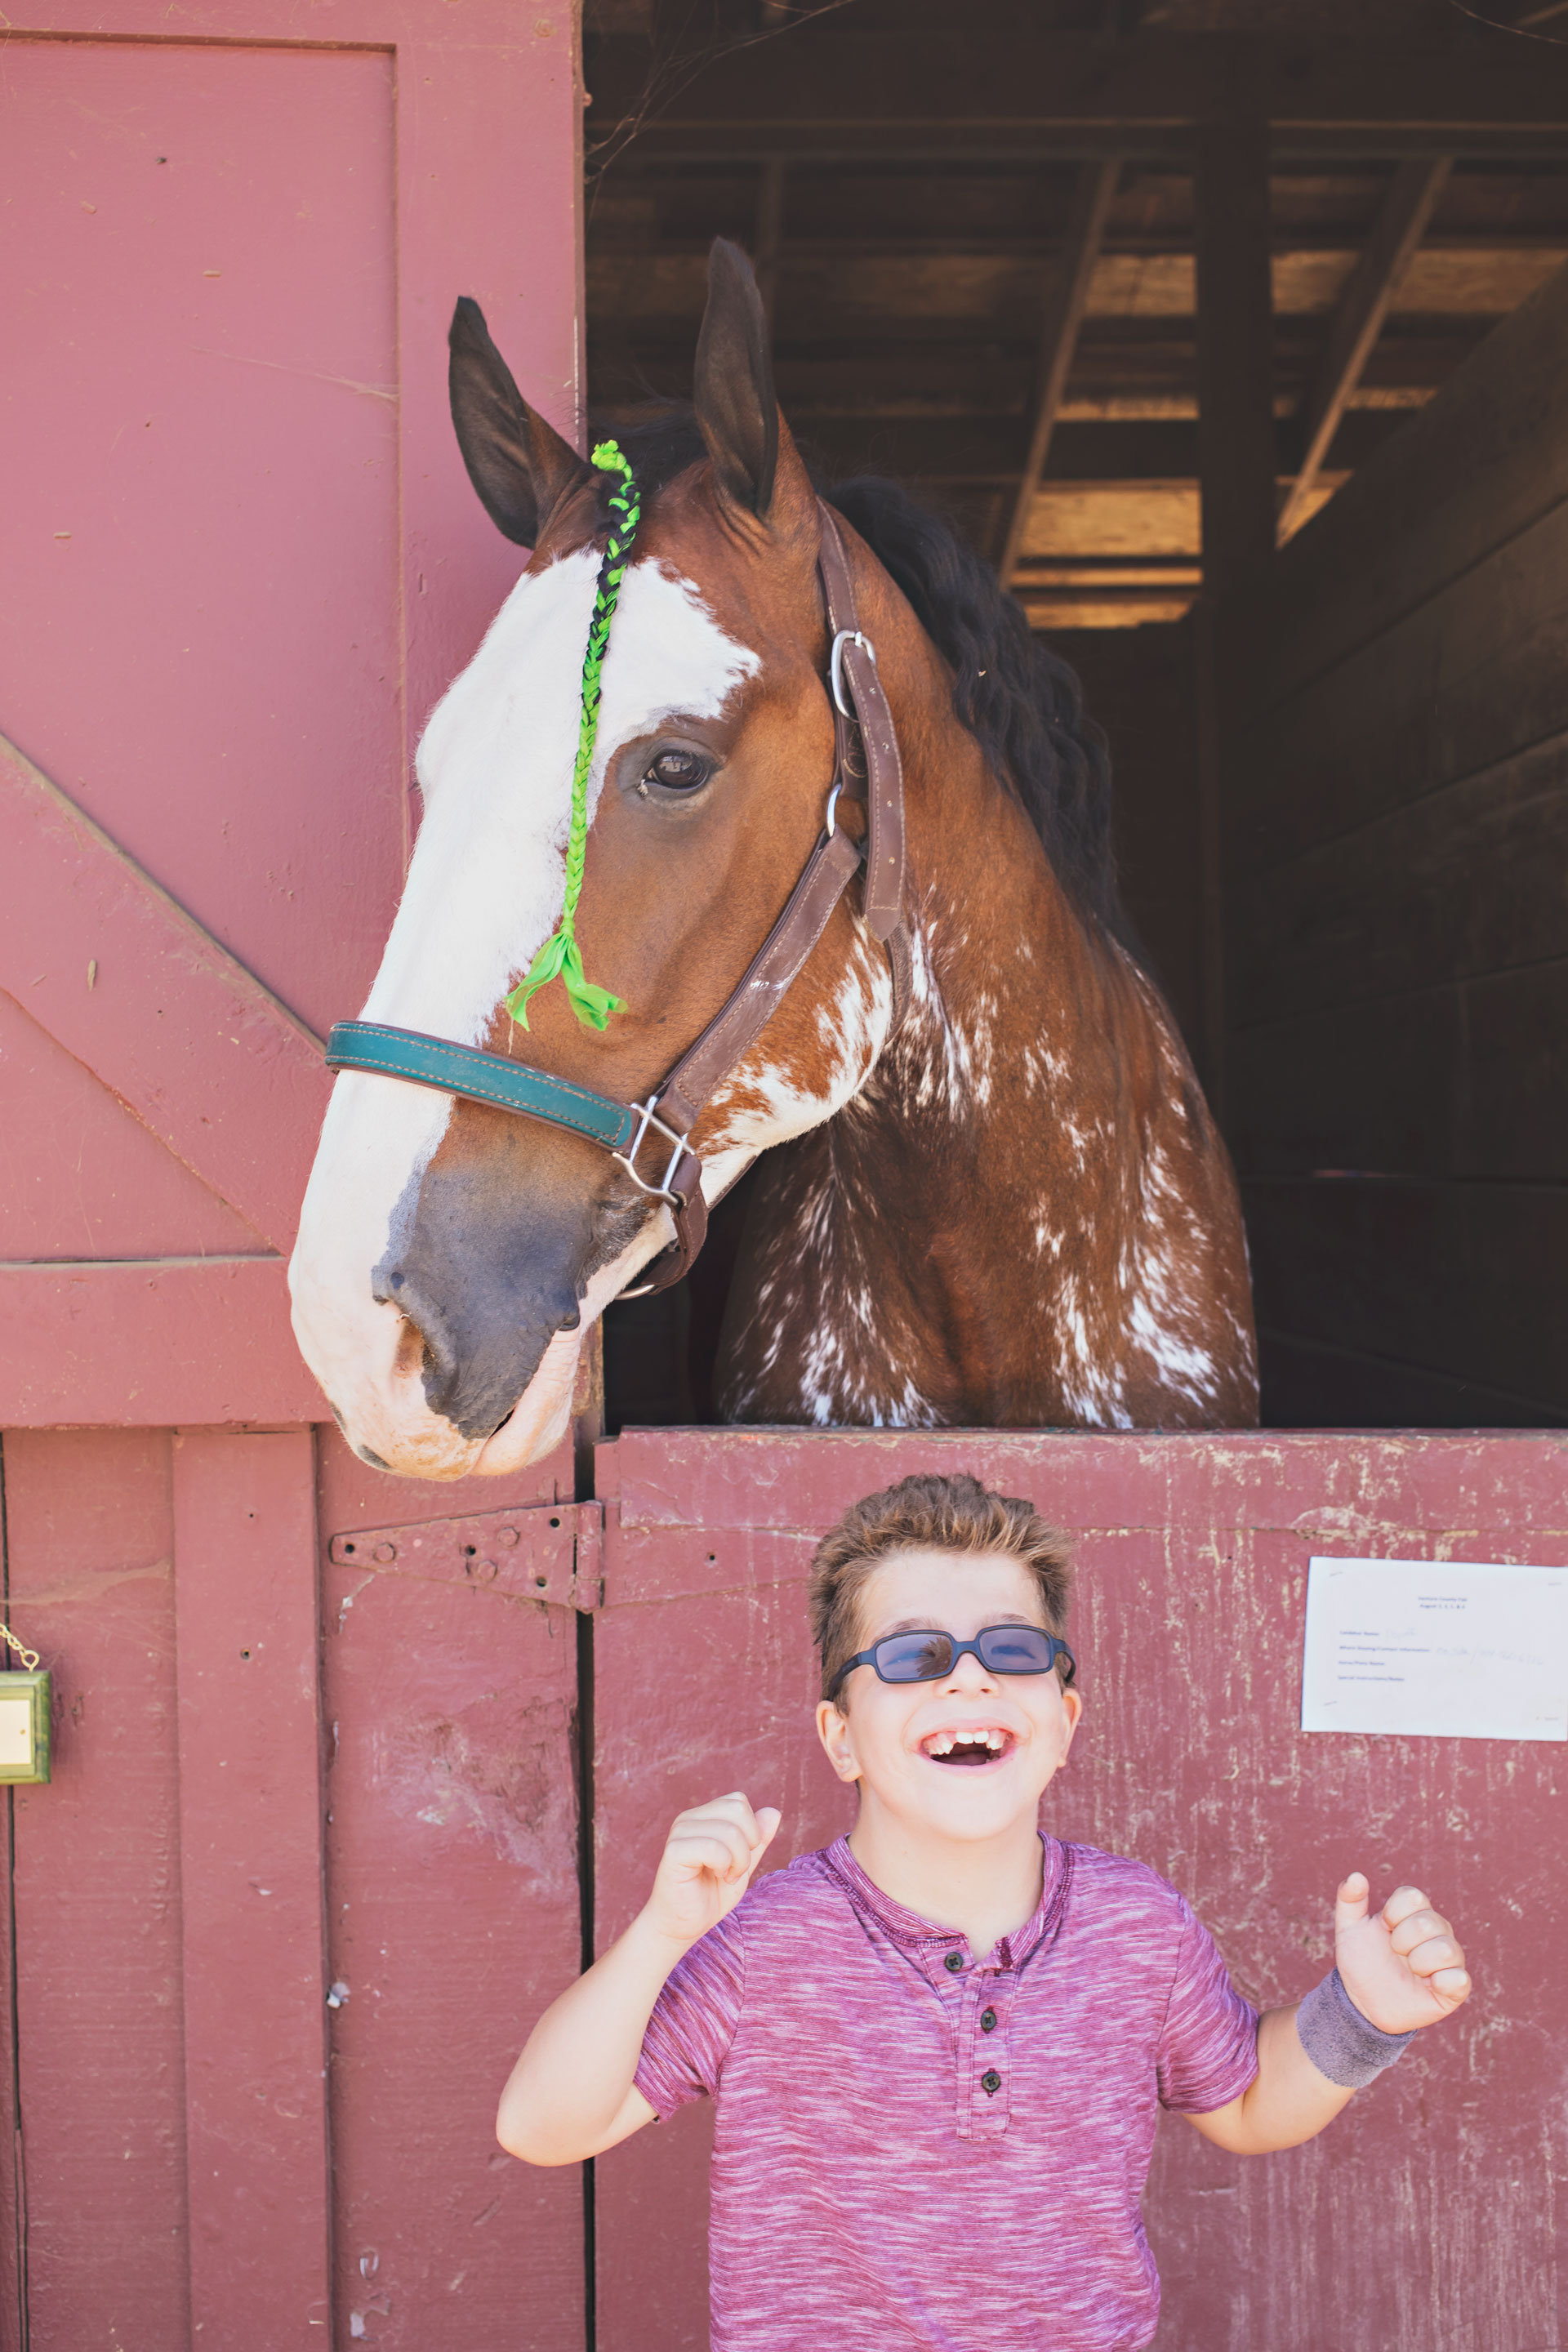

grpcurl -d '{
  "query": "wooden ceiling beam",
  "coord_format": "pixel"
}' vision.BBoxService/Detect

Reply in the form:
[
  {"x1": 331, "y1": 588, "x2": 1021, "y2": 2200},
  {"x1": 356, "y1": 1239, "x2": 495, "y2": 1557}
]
[
  {"x1": 586, "y1": 32, "x2": 1568, "y2": 163},
  {"x1": 1000, "y1": 159, "x2": 1122, "y2": 586},
  {"x1": 1276, "y1": 158, "x2": 1453, "y2": 543},
  {"x1": 586, "y1": 244, "x2": 1566, "y2": 335}
]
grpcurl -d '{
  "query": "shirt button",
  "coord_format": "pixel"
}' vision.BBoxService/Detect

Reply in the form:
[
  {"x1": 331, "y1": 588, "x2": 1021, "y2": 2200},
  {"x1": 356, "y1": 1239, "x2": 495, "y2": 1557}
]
[
  {"x1": 981, "y1": 2069, "x2": 1002, "y2": 2096},
  {"x1": 980, "y1": 2007, "x2": 997, "y2": 2033},
  {"x1": 943, "y1": 1950, "x2": 964, "y2": 1972}
]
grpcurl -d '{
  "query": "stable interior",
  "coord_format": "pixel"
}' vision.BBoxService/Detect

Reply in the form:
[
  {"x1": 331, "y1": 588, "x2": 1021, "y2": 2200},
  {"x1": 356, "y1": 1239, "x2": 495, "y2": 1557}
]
[{"x1": 585, "y1": 0, "x2": 1568, "y2": 1432}]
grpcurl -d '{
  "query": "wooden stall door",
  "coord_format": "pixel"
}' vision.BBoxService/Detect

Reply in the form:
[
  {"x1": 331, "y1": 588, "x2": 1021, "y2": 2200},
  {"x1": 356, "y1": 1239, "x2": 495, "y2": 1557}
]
[
  {"x1": 0, "y1": 1428, "x2": 589, "y2": 2352},
  {"x1": 591, "y1": 1428, "x2": 1568, "y2": 2352},
  {"x1": 0, "y1": 1, "x2": 586, "y2": 2344}
]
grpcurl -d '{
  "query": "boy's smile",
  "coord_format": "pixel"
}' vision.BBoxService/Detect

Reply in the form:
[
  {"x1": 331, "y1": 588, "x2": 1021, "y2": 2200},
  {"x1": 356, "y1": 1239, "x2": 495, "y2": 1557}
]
[{"x1": 921, "y1": 1725, "x2": 1015, "y2": 1765}]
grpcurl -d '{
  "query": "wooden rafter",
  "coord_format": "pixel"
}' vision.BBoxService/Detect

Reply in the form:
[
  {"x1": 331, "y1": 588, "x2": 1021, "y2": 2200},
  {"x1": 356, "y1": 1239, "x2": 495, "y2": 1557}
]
[
  {"x1": 1000, "y1": 159, "x2": 1122, "y2": 588},
  {"x1": 1277, "y1": 158, "x2": 1454, "y2": 544},
  {"x1": 587, "y1": 31, "x2": 1568, "y2": 162}
]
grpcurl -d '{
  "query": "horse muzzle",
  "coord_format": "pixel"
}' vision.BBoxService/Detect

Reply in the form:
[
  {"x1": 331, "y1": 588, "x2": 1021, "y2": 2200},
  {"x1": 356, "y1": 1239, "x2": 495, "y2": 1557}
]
[
  {"x1": 371, "y1": 1169, "x2": 589, "y2": 1445},
  {"x1": 288, "y1": 1089, "x2": 667, "y2": 1478}
]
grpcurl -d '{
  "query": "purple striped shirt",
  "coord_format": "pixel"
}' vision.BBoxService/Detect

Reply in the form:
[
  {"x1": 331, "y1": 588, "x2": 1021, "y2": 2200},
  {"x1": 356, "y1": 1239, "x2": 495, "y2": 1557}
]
[{"x1": 634, "y1": 1834, "x2": 1258, "y2": 2351}]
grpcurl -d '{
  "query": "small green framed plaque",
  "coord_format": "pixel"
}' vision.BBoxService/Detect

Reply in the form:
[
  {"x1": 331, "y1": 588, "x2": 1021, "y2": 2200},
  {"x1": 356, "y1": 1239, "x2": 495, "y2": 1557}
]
[{"x1": 0, "y1": 1633, "x2": 51, "y2": 1784}]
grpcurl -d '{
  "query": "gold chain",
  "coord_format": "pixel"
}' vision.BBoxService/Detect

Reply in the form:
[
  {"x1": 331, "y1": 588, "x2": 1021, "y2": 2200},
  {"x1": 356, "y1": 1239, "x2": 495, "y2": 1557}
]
[{"x1": 0, "y1": 1625, "x2": 39, "y2": 1673}]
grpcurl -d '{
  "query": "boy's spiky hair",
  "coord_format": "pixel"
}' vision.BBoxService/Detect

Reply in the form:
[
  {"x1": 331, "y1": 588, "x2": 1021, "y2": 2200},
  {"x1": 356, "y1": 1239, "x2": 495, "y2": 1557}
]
[{"x1": 807, "y1": 1472, "x2": 1073, "y2": 1705}]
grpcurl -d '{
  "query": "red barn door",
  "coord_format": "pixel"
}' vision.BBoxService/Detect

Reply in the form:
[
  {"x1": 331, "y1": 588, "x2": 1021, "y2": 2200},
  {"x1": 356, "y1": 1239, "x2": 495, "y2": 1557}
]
[
  {"x1": 592, "y1": 1428, "x2": 1568, "y2": 2352},
  {"x1": 0, "y1": 5, "x2": 586, "y2": 2344}
]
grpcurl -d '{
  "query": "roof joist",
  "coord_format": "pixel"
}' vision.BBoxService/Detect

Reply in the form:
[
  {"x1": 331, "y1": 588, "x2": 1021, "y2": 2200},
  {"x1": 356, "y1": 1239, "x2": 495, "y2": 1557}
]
[{"x1": 586, "y1": 31, "x2": 1568, "y2": 164}]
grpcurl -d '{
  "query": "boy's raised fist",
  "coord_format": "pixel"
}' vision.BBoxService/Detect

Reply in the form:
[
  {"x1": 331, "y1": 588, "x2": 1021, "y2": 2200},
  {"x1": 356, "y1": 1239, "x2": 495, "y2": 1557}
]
[
  {"x1": 1334, "y1": 1872, "x2": 1472, "y2": 2035},
  {"x1": 645, "y1": 1792, "x2": 783, "y2": 1949}
]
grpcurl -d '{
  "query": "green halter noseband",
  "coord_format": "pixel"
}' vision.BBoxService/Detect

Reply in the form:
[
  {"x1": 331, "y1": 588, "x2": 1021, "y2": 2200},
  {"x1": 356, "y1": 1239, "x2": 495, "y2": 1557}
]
[{"x1": 505, "y1": 439, "x2": 641, "y2": 1031}]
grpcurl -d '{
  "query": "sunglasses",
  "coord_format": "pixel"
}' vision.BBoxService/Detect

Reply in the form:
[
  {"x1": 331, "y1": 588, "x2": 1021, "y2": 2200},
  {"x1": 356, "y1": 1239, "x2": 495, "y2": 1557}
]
[{"x1": 829, "y1": 1624, "x2": 1076, "y2": 1700}]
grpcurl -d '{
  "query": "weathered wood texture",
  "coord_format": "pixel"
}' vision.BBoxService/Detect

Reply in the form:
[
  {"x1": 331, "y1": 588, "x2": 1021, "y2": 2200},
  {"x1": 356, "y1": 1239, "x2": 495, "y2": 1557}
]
[
  {"x1": 0, "y1": 4, "x2": 581, "y2": 1423},
  {"x1": 586, "y1": 29, "x2": 1568, "y2": 158},
  {"x1": 1231, "y1": 260, "x2": 1568, "y2": 1423},
  {"x1": 591, "y1": 1427, "x2": 1568, "y2": 2352},
  {"x1": 317, "y1": 1432, "x2": 585, "y2": 2351},
  {"x1": 2, "y1": 1431, "x2": 194, "y2": 2352},
  {"x1": 172, "y1": 1430, "x2": 332, "y2": 2350},
  {"x1": 0, "y1": 9, "x2": 587, "y2": 2335},
  {"x1": 0, "y1": 1424, "x2": 584, "y2": 2349}
]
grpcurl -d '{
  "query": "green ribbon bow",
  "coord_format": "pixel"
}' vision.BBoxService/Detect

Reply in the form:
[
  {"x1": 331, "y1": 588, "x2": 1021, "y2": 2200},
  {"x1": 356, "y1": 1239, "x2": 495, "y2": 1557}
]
[{"x1": 506, "y1": 440, "x2": 640, "y2": 1031}]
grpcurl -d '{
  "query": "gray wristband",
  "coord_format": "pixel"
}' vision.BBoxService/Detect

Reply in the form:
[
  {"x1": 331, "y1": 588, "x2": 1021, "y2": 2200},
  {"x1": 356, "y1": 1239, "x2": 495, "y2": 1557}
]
[{"x1": 1295, "y1": 1967, "x2": 1415, "y2": 2090}]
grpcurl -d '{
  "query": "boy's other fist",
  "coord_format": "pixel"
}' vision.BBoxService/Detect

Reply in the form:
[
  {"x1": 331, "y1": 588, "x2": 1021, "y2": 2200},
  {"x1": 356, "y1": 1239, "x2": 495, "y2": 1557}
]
[
  {"x1": 1334, "y1": 1873, "x2": 1472, "y2": 2035},
  {"x1": 644, "y1": 1792, "x2": 782, "y2": 1951}
]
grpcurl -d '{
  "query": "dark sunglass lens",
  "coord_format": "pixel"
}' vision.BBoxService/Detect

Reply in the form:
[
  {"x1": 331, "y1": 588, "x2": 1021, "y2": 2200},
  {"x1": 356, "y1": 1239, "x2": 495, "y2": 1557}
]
[
  {"x1": 978, "y1": 1625, "x2": 1056, "y2": 1673},
  {"x1": 874, "y1": 1632, "x2": 956, "y2": 1682}
]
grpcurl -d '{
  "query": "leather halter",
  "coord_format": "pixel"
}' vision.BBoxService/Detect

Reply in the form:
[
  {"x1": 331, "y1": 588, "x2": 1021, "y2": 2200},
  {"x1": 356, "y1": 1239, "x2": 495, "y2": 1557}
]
[{"x1": 324, "y1": 503, "x2": 911, "y2": 1298}]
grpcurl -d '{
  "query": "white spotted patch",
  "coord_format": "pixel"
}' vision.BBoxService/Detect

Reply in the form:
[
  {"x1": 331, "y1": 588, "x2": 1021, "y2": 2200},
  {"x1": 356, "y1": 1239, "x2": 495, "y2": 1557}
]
[{"x1": 702, "y1": 929, "x2": 893, "y2": 1166}]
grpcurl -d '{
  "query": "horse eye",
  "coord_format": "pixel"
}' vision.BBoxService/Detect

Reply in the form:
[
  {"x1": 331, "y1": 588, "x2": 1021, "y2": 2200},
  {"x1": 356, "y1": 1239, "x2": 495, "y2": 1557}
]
[{"x1": 644, "y1": 748, "x2": 710, "y2": 792}]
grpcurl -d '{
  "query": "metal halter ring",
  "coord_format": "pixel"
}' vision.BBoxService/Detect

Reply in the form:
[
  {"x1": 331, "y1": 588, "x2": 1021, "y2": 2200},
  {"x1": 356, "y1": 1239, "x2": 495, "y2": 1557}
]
[
  {"x1": 830, "y1": 628, "x2": 875, "y2": 720},
  {"x1": 610, "y1": 1096, "x2": 695, "y2": 1206}
]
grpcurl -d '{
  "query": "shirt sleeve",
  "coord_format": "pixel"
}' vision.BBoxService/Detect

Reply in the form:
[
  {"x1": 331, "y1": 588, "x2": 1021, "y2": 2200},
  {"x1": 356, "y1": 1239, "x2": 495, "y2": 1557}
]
[
  {"x1": 1156, "y1": 1897, "x2": 1260, "y2": 2114},
  {"x1": 634, "y1": 1909, "x2": 747, "y2": 2121}
]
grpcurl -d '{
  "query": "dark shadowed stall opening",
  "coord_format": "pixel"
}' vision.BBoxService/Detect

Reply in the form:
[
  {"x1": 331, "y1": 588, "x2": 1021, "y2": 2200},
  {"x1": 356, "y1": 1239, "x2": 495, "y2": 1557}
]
[{"x1": 585, "y1": 0, "x2": 1568, "y2": 1435}]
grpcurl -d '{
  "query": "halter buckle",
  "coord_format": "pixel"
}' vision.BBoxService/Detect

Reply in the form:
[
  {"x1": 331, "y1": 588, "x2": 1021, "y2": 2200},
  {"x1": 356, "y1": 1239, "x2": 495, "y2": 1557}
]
[
  {"x1": 830, "y1": 629, "x2": 875, "y2": 720},
  {"x1": 611, "y1": 1095, "x2": 697, "y2": 1206}
]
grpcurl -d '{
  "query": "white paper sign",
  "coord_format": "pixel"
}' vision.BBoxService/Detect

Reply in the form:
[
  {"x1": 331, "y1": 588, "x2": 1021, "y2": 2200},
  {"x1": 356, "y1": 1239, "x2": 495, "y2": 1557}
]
[{"x1": 1302, "y1": 1556, "x2": 1568, "y2": 1742}]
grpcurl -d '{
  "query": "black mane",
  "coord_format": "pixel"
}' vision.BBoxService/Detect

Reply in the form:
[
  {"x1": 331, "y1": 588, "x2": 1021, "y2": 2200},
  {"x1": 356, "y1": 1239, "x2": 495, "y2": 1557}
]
[
  {"x1": 824, "y1": 475, "x2": 1123, "y2": 950},
  {"x1": 596, "y1": 408, "x2": 1125, "y2": 947}
]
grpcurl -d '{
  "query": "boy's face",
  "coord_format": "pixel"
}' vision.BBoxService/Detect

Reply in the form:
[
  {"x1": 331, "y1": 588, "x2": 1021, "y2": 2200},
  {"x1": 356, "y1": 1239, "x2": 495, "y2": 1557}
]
[{"x1": 814, "y1": 1548, "x2": 1082, "y2": 1843}]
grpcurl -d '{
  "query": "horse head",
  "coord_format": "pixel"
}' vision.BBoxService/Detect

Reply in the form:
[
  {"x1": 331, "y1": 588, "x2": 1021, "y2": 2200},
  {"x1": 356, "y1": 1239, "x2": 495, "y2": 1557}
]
[{"x1": 289, "y1": 241, "x2": 906, "y2": 1477}]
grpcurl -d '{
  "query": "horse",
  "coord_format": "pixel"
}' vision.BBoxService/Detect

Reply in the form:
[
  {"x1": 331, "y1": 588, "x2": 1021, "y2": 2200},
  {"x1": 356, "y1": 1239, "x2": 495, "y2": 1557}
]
[{"x1": 288, "y1": 239, "x2": 1258, "y2": 1481}]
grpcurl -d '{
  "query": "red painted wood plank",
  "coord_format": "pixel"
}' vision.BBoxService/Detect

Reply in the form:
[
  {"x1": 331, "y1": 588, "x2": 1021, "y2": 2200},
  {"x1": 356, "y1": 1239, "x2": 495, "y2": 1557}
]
[
  {"x1": 1, "y1": 6, "x2": 583, "y2": 813},
  {"x1": 604, "y1": 1427, "x2": 1568, "y2": 1545},
  {"x1": 171, "y1": 1429, "x2": 331, "y2": 2348},
  {"x1": 316, "y1": 1430, "x2": 585, "y2": 2350},
  {"x1": 0, "y1": 1258, "x2": 325, "y2": 1426},
  {"x1": 0, "y1": 34, "x2": 405, "y2": 1046},
  {"x1": 592, "y1": 1428, "x2": 1568, "y2": 2352},
  {"x1": 0, "y1": 737, "x2": 329, "y2": 1255},
  {"x1": 0, "y1": 986, "x2": 261, "y2": 1263},
  {"x1": 2, "y1": 1430, "x2": 191, "y2": 2350}
]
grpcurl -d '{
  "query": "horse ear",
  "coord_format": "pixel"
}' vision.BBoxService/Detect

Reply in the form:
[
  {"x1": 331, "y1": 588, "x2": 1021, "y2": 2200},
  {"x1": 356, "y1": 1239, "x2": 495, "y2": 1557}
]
[
  {"x1": 693, "y1": 238, "x2": 782, "y2": 519},
  {"x1": 448, "y1": 296, "x2": 588, "y2": 547}
]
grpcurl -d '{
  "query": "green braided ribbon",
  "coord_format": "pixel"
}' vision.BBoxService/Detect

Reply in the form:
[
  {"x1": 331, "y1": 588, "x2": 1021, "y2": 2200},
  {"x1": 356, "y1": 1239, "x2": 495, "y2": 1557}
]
[{"x1": 506, "y1": 440, "x2": 641, "y2": 1031}]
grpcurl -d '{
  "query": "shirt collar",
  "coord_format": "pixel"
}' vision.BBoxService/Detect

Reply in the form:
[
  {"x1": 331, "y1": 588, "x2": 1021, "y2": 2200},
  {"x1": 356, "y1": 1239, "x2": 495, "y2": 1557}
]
[{"x1": 821, "y1": 1831, "x2": 1070, "y2": 1971}]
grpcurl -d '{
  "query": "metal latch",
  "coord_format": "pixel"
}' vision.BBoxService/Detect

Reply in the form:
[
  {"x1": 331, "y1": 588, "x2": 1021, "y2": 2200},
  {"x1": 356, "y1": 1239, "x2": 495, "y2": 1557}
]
[{"x1": 327, "y1": 1500, "x2": 603, "y2": 1610}]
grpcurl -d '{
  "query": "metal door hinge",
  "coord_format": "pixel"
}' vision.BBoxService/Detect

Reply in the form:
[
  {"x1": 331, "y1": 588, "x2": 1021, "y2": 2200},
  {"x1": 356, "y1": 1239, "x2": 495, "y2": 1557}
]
[{"x1": 327, "y1": 1501, "x2": 604, "y2": 1610}]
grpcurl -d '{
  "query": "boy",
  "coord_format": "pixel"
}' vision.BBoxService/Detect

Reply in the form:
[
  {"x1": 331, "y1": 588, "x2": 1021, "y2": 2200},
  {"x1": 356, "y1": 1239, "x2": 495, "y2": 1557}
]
[{"x1": 499, "y1": 1472, "x2": 1472, "y2": 2350}]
